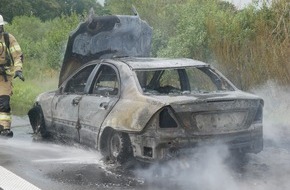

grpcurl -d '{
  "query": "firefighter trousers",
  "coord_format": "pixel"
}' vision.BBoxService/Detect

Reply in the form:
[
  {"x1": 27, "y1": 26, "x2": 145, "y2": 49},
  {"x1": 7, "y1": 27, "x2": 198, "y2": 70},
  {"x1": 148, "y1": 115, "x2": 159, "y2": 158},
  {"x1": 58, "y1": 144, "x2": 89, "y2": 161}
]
[{"x1": 0, "y1": 75, "x2": 12, "y2": 130}]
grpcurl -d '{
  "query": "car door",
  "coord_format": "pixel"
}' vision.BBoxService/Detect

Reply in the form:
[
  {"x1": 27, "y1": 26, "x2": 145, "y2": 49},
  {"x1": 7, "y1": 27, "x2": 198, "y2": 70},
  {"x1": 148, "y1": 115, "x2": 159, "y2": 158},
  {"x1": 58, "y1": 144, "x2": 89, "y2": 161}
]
[
  {"x1": 78, "y1": 64, "x2": 120, "y2": 147},
  {"x1": 51, "y1": 64, "x2": 97, "y2": 141}
]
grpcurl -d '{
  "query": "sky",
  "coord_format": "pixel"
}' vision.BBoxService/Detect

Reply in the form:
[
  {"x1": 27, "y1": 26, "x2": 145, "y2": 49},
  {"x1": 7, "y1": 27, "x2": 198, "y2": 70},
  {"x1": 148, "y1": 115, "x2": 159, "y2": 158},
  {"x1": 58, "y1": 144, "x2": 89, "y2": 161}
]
[
  {"x1": 96, "y1": 0, "x2": 105, "y2": 6},
  {"x1": 226, "y1": 0, "x2": 253, "y2": 9}
]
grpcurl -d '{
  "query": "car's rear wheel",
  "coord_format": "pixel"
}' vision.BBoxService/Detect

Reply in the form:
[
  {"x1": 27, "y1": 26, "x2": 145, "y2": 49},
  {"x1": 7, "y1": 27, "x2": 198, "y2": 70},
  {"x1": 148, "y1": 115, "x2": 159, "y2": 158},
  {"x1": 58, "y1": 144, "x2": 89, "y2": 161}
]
[{"x1": 104, "y1": 129, "x2": 133, "y2": 164}]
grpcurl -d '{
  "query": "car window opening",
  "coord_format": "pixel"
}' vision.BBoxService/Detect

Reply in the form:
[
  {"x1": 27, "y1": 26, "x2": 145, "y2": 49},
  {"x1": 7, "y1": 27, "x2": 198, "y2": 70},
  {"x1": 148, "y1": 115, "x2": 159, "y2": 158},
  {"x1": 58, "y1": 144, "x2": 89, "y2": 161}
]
[
  {"x1": 64, "y1": 65, "x2": 96, "y2": 94},
  {"x1": 92, "y1": 65, "x2": 119, "y2": 96},
  {"x1": 135, "y1": 66, "x2": 234, "y2": 95}
]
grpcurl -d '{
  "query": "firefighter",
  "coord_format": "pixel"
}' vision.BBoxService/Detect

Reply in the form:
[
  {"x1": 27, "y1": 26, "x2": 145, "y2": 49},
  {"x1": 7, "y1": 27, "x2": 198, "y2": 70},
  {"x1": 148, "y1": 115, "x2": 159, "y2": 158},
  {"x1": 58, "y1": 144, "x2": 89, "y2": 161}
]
[{"x1": 0, "y1": 15, "x2": 24, "y2": 137}]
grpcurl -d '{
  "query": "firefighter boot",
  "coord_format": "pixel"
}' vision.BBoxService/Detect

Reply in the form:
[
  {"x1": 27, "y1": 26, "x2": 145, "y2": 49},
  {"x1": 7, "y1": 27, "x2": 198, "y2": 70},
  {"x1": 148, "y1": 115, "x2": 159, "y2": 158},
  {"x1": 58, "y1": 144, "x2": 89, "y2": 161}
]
[{"x1": 0, "y1": 125, "x2": 13, "y2": 138}]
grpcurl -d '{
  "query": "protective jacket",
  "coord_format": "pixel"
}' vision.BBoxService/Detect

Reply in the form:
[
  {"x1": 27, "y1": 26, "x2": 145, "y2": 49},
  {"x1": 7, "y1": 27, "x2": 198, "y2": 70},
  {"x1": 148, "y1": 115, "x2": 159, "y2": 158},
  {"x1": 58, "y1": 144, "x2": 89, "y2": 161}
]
[
  {"x1": 0, "y1": 32, "x2": 23, "y2": 130},
  {"x1": 0, "y1": 33, "x2": 23, "y2": 72}
]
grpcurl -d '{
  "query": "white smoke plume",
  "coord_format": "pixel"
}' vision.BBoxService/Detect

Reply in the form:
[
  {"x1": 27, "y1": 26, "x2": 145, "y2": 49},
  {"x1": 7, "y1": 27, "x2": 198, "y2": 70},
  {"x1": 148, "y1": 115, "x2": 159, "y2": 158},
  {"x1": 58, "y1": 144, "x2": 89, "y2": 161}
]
[{"x1": 251, "y1": 81, "x2": 290, "y2": 145}]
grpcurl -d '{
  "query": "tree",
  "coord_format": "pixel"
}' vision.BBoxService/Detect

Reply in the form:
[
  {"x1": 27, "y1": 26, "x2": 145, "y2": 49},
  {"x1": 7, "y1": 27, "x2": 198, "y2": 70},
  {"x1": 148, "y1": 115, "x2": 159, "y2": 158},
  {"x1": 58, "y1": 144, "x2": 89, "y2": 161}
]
[
  {"x1": 0, "y1": 0, "x2": 107, "y2": 22},
  {"x1": 0, "y1": 0, "x2": 32, "y2": 22}
]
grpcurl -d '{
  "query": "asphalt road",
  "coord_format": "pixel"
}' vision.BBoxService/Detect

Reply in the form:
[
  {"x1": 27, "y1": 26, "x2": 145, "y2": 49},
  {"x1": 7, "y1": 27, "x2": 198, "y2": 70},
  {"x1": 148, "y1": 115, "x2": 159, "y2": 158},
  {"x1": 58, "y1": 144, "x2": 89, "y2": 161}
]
[{"x1": 0, "y1": 108, "x2": 290, "y2": 190}]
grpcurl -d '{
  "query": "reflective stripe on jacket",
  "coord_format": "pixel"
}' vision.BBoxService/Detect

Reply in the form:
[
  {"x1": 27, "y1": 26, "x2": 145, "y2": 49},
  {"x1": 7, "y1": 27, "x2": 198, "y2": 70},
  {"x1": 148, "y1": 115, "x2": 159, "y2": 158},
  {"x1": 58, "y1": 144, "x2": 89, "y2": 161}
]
[{"x1": 0, "y1": 112, "x2": 11, "y2": 129}]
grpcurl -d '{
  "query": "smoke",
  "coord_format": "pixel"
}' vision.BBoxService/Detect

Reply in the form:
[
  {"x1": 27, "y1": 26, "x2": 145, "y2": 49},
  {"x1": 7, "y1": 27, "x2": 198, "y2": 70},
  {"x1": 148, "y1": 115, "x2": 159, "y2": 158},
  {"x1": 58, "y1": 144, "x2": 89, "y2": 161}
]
[
  {"x1": 251, "y1": 81, "x2": 290, "y2": 146},
  {"x1": 135, "y1": 144, "x2": 240, "y2": 190},
  {"x1": 240, "y1": 81, "x2": 290, "y2": 190}
]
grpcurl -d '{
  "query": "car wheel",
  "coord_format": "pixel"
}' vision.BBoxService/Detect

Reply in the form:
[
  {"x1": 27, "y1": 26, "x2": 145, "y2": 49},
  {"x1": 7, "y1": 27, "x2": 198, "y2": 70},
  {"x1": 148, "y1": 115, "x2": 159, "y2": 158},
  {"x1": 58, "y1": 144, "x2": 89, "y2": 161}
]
[
  {"x1": 28, "y1": 105, "x2": 48, "y2": 138},
  {"x1": 107, "y1": 130, "x2": 132, "y2": 164}
]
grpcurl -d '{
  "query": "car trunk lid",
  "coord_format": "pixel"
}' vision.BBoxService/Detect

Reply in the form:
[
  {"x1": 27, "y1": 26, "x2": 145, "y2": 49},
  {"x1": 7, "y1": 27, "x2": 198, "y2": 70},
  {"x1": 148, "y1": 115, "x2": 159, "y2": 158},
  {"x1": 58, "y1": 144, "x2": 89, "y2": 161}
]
[{"x1": 170, "y1": 97, "x2": 262, "y2": 134}]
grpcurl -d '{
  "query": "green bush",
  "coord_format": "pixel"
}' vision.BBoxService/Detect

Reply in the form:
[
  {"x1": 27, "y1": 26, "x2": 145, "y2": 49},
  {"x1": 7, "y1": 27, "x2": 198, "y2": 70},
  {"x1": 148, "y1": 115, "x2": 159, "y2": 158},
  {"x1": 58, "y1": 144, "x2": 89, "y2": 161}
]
[{"x1": 11, "y1": 77, "x2": 58, "y2": 115}]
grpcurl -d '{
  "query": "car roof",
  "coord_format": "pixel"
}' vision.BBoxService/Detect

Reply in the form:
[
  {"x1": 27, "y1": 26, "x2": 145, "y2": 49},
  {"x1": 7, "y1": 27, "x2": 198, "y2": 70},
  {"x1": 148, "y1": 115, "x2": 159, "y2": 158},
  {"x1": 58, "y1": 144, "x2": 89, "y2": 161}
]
[{"x1": 114, "y1": 57, "x2": 209, "y2": 70}]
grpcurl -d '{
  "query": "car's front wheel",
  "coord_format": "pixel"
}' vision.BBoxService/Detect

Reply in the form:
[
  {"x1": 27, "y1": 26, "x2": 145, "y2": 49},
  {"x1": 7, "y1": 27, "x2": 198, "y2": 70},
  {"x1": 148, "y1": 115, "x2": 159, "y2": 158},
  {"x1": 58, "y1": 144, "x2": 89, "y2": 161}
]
[{"x1": 27, "y1": 105, "x2": 48, "y2": 138}]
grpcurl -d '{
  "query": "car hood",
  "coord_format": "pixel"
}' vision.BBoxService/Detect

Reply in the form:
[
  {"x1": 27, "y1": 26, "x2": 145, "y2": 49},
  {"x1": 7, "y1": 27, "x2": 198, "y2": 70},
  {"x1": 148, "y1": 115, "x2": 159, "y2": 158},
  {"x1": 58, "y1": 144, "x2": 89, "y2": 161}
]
[{"x1": 59, "y1": 12, "x2": 153, "y2": 86}]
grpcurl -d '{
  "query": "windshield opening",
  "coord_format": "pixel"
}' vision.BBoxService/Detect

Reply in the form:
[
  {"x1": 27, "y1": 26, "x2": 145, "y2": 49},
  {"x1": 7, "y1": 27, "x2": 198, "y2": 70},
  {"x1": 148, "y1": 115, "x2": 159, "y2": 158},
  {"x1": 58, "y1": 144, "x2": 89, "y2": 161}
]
[{"x1": 135, "y1": 66, "x2": 235, "y2": 95}]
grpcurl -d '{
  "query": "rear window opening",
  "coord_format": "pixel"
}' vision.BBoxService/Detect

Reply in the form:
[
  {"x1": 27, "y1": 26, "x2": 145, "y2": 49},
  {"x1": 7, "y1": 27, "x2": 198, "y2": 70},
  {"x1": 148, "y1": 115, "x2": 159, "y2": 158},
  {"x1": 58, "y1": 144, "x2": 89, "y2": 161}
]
[{"x1": 135, "y1": 66, "x2": 235, "y2": 95}]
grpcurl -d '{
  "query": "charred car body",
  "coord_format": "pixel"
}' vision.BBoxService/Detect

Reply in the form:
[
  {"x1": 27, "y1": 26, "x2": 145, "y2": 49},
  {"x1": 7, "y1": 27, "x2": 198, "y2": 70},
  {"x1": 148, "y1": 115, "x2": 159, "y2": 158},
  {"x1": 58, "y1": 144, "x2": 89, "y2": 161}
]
[{"x1": 28, "y1": 11, "x2": 263, "y2": 164}]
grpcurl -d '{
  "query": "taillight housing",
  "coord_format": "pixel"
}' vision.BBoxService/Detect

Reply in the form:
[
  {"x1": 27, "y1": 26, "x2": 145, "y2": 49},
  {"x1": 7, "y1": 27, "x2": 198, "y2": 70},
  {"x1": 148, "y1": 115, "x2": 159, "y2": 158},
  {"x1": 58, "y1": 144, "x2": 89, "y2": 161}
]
[
  {"x1": 159, "y1": 107, "x2": 178, "y2": 128},
  {"x1": 253, "y1": 100, "x2": 263, "y2": 123}
]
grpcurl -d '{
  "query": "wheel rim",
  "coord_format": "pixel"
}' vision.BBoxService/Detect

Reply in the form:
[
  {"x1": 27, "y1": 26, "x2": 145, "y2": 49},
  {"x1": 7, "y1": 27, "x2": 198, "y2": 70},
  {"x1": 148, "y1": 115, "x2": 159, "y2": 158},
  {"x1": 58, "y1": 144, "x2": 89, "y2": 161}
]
[{"x1": 110, "y1": 133, "x2": 121, "y2": 158}]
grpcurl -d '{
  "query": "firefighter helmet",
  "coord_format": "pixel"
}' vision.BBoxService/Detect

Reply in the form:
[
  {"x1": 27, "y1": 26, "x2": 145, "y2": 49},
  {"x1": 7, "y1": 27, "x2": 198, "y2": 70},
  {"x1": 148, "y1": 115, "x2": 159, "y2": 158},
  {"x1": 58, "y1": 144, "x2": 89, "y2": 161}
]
[{"x1": 0, "y1": 15, "x2": 7, "y2": 25}]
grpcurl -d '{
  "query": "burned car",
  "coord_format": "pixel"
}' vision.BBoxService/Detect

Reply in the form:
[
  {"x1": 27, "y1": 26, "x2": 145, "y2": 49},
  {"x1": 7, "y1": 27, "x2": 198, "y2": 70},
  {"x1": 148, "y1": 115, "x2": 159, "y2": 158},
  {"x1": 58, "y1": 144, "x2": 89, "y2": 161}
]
[{"x1": 28, "y1": 12, "x2": 263, "y2": 164}]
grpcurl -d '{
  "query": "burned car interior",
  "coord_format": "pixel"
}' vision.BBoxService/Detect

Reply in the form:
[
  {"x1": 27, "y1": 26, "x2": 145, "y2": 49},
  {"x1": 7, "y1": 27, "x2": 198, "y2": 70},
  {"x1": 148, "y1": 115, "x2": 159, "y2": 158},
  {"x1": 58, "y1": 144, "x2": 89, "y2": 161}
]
[{"x1": 136, "y1": 66, "x2": 235, "y2": 95}]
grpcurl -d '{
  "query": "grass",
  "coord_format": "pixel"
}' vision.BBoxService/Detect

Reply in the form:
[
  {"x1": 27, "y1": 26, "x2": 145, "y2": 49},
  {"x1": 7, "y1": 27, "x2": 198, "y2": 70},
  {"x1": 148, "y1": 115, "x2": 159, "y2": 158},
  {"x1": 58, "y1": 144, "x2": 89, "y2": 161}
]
[{"x1": 11, "y1": 76, "x2": 58, "y2": 116}]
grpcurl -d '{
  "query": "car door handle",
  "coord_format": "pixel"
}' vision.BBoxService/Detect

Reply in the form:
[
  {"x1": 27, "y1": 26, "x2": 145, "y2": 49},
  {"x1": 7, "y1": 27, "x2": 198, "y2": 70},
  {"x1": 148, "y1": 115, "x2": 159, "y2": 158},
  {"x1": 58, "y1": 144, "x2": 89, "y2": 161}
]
[
  {"x1": 100, "y1": 102, "x2": 109, "y2": 110},
  {"x1": 72, "y1": 97, "x2": 82, "y2": 106}
]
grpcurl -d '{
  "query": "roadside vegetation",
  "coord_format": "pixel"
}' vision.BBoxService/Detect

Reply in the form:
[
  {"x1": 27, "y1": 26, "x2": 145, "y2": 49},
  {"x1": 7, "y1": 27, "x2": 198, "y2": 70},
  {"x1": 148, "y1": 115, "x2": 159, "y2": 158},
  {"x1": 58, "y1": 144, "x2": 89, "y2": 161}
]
[
  {"x1": 1, "y1": 0, "x2": 289, "y2": 115},
  {"x1": 6, "y1": 14, "x2": 80, "y2": 115}
]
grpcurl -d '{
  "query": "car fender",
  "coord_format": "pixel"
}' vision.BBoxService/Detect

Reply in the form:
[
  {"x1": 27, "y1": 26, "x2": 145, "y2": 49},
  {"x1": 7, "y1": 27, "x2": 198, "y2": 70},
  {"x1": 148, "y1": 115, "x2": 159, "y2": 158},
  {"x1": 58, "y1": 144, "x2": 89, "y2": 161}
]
[{"x1": 100, "y1": 97, "x2": 165, "y2": 133}]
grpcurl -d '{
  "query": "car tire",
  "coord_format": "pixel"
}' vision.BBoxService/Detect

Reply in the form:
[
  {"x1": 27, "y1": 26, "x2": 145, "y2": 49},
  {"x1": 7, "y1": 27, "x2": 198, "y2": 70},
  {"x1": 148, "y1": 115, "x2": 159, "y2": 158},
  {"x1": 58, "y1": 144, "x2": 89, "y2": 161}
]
[
  {"x1": 28, "y1": 105, "x2": 48, "y2": 138},
  {"x1": 107, "y1": 130, "x2": 133, "y2": 164}
]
